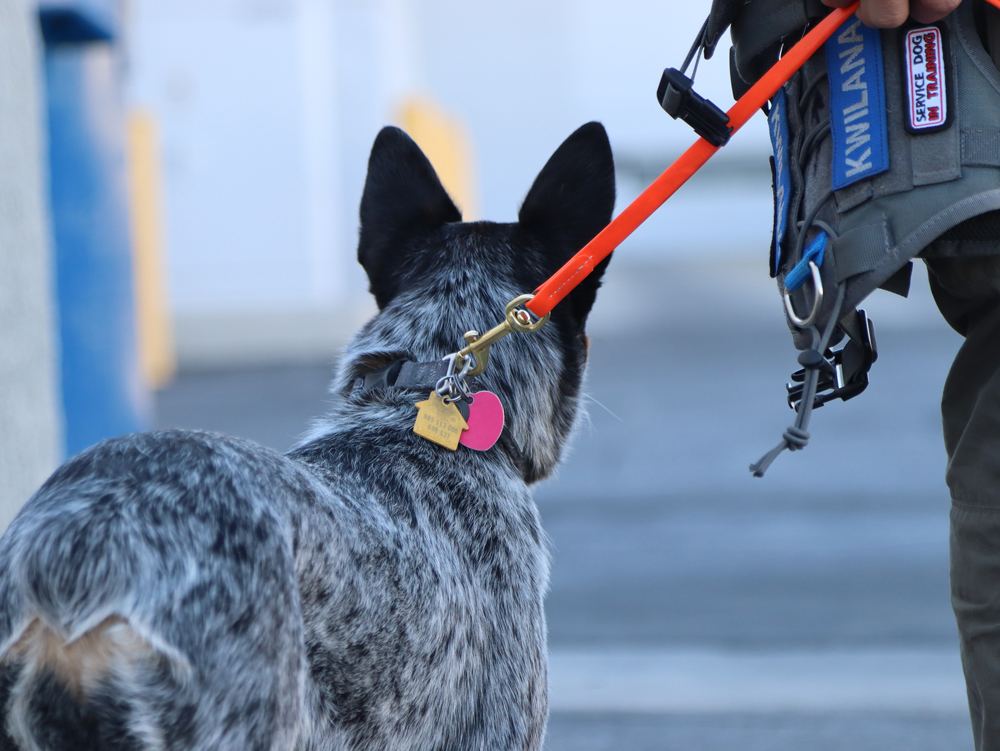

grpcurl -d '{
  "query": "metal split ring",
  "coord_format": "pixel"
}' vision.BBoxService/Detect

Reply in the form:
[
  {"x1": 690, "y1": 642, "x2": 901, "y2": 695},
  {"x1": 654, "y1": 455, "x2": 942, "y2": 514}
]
[
  {"x1": 783, "y1": 261, "x2": 824, "y2": 329},
  {"x1": 436, "y1": 353, "x2": 473, "y2": 401}
]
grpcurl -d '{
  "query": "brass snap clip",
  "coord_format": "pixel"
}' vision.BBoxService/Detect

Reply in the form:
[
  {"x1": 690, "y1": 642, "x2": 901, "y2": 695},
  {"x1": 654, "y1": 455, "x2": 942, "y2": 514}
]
[{"x1": 458, "y1": 294, "x2": 550, "y2": 377}]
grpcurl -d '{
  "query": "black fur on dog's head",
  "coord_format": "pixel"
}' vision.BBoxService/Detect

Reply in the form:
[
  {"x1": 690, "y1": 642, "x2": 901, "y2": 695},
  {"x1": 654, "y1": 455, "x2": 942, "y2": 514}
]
[
  {"x1": 359, "y1": 123, "x2": 614, "y2": 327},
  {"x1": 340, "y1": 123, "x2": 615, "y2": 483}
]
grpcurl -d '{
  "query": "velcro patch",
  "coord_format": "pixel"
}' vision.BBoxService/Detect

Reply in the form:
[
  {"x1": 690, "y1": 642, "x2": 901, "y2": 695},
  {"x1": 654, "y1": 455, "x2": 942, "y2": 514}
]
[
  {"x1": 826, "y1": 16, "x2": 890, "y2": 190},
  {"x1": 769, "y1": 87, "x2": 791, "y2": 277},
  {"x1": 903, "y1": 26, "x2": 950, "y2": 132}
]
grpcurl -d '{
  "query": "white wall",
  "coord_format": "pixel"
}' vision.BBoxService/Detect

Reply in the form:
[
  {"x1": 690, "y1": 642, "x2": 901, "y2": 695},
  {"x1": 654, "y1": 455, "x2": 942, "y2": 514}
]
[
  {"x1": 412, "y1": 0, "x2": 773, "y2": 256},
  {"x1": 128, "y1": 0, "x2": 349, "y2": 315},
  {"x1": 126, "y1": 0, "x2": 776, "y2": 366},
  {"x1": 0, "y1": 0, "x2": 63, "y2": 530}
]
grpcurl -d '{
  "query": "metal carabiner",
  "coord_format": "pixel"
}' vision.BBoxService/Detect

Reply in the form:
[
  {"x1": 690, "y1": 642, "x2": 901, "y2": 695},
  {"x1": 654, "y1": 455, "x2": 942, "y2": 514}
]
[
  {"x1": 783, "y1": 260, "x2": 824, "y2": 329},
  {"x1": 458, "y1": 294, "x2": 550, "y2": 377}
]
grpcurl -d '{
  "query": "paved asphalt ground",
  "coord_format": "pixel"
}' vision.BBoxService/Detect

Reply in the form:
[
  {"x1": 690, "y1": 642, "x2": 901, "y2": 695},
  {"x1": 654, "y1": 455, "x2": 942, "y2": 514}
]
[{"x1": 156, "y1": 258, "x2": 974, "y2": 750}]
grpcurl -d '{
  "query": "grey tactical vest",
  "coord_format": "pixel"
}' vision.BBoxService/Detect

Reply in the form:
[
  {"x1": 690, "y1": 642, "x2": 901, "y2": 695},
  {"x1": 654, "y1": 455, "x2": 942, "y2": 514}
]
[
  {"x1": 694, "y1": 0, "x2": 1000, "y2": 472},
  {"x1": 762, "y1": 0, "x2": 1000, "y2": 351}
]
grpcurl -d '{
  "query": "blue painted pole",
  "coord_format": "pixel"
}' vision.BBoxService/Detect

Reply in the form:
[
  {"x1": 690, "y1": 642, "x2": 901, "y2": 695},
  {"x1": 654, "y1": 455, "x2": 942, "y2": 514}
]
[{"x1": 41, "y1": 6, "x2": 151, "y2": 457}]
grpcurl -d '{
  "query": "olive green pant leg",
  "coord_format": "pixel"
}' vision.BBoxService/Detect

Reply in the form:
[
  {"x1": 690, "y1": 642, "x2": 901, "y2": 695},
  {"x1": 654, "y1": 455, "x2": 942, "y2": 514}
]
[{"x1": 930, "y1": 259, "x2": 1000, "y2": 750}]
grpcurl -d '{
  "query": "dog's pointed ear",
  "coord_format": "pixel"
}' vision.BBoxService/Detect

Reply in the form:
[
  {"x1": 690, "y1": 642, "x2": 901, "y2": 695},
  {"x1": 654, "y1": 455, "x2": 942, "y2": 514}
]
[
  {"x1": 359, "y1": 127, "x2": 462, "y2": 308},
  {"x1": 518, "y1": 122, "x2": 615, "y2": 325}
]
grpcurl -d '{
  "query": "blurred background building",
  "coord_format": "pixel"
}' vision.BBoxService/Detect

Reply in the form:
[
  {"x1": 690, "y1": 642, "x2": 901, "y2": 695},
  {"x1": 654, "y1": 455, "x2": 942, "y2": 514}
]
[
  {"x1": 125, "y1": 0, "x2": 774, "y2": 368},
  {"x1": 0, "y1": 0, "x2": 774, "y2": 526}
]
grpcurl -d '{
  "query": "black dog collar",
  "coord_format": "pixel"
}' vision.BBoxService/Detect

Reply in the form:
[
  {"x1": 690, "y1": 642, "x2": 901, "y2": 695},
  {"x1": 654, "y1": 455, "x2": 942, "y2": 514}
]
[{"x1": 353, "y1": 359, "x2": 477, "y2": 395}]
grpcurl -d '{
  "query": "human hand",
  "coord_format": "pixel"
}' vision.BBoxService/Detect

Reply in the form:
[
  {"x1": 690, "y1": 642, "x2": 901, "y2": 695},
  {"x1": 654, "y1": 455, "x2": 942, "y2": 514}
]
[{"x1": 821, "y1": 0, "x2": 961, "y2": 27}]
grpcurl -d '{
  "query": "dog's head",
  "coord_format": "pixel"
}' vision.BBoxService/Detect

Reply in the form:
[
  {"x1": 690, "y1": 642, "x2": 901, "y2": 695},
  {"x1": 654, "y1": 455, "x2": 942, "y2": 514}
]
[{"x1": 341, "y1": 122, "x2": 615, "y2": 483}]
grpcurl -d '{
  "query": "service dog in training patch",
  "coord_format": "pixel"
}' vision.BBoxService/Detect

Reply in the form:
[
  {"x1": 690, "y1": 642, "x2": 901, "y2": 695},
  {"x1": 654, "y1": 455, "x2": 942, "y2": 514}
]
[{"x1": 0, "y1": 122, "x2": 615, "y2": 751}]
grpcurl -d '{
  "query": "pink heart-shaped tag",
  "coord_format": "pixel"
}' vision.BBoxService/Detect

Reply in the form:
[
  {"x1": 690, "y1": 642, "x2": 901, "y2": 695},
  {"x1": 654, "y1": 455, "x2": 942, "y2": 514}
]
[{"x1": 459, "y1": 391, "x2": 505, "y2": 451}]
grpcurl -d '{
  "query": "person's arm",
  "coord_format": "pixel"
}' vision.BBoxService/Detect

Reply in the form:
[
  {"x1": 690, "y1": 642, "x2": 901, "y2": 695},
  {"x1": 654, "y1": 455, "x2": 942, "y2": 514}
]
[{"x1": 822, "y1": 0, "x2": 961, "y2": 27}]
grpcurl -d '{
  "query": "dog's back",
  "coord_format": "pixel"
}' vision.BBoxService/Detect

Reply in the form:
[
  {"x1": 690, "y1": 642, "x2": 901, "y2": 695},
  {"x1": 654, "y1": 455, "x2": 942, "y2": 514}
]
[
  {"x1": 0, "y1": 432, "x2": 311, "y2": 750},
  {"x1": 0, "y1": 123, "x2": 615, "y2": 751}
]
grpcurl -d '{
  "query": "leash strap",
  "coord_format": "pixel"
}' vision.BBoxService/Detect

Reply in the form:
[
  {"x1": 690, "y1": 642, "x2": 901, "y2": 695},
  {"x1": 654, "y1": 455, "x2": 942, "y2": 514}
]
[
  {"x1": 524, "y1": 1, "x2": 860, "y2": 319},
  {"x1": 461, "y1": 0, "x2": 1000, "y2": 377}
]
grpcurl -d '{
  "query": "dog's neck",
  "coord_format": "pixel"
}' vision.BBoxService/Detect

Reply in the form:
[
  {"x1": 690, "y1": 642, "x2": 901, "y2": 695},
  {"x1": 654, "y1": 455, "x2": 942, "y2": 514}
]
[{"x1": 289, "y1": 353, "x2": 547, "y2": 485}]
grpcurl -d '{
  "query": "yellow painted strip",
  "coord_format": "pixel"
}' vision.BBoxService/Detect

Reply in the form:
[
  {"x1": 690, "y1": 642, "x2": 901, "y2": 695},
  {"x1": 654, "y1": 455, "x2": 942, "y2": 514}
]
[
  {"x1": 398, "y1": 97, "x2": 479, "y2": 220},
  {"x1": 126, "y1": 110, "x2": 176, "y2": 389}
]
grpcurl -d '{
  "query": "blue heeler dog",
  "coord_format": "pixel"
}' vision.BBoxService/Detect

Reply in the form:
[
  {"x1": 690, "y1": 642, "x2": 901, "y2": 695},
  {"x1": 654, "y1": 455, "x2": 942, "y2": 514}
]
[{"x1": 0, "y1": 121, "x2": 615, "y2": 750}]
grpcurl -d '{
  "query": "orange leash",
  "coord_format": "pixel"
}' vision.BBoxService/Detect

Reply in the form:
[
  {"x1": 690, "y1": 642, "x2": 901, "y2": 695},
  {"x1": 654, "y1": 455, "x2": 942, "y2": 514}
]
[{"x1": 526, "y1": 1, "x2": 861, "y2": 318}]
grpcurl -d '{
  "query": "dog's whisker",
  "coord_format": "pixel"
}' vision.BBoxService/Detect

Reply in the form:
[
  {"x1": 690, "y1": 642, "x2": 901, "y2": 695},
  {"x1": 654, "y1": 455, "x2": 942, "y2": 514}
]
[{"x1": 582, "y1": 393, "x2": 623, "y2": 423}]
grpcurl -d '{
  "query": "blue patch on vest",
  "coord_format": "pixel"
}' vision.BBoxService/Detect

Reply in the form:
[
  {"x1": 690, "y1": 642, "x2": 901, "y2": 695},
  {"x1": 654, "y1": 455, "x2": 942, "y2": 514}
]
[
  {"x1": 826, "y1": 16, "x2": 889, "y2": 190},
  {"x1": 769, "y1": 87, "x2": 791, "y2": 276}
]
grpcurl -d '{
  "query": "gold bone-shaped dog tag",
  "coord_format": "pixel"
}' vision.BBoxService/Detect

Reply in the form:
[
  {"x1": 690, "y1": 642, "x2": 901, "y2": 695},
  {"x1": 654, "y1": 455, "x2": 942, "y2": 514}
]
[{"x1": 413, "y1": 392, "x2": 468, "y2": 450}]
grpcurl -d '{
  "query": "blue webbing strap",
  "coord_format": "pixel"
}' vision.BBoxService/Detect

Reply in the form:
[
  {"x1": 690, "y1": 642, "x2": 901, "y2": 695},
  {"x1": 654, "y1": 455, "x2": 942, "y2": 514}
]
[{"x1": 784, "y1": 231, "x2": 828, "y2": 291}]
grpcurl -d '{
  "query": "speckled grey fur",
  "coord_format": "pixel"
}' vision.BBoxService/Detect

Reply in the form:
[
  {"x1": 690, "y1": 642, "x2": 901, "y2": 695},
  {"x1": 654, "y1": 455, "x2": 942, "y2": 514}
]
[{"x1": 0, "y1": 122, "x2": 615, "y2": 751}]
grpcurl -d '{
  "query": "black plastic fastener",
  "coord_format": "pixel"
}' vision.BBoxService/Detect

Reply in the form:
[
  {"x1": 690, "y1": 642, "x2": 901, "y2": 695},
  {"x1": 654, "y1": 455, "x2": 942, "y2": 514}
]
[{"x1": 657, "y1": 68, "x2": 733, "y2": 147}]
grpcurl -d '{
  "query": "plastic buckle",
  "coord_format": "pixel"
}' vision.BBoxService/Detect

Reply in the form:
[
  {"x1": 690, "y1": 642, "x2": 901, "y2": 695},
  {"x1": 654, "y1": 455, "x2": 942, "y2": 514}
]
[
  {"x1": 786, "y1": 311, "x2": 878, "y2": 410},
  {"x1": 657, "y1": 68, "x2": 733, "y2": 147}
]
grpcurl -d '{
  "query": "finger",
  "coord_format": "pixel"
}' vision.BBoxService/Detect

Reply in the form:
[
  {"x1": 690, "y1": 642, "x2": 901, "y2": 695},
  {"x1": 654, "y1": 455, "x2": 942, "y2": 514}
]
[
  {"x1": 911, "y1": 0, "x2": 962, "y2": 23},
  {"x1": 857, "y1": 0, "x2": 911, "y2": 28}
]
